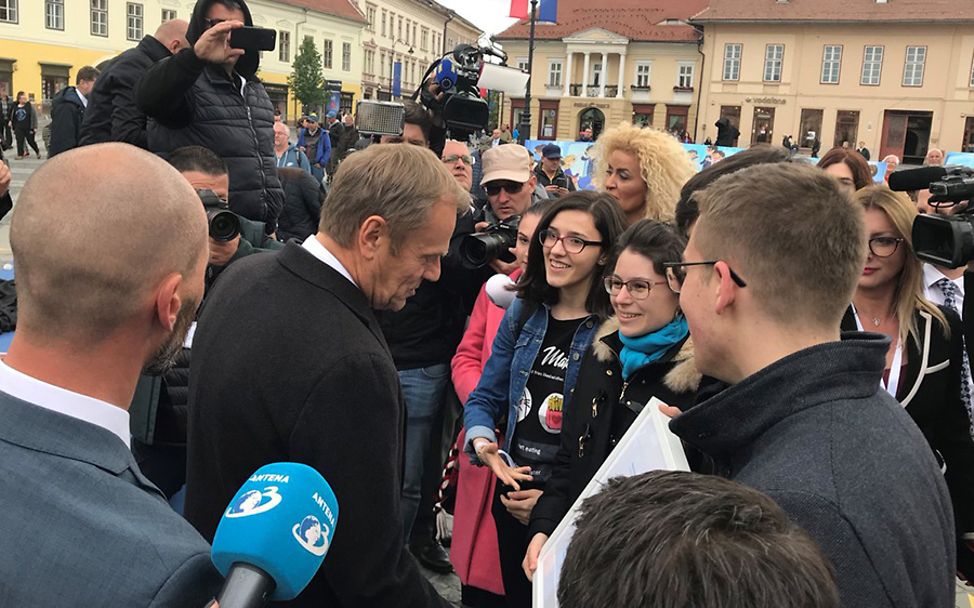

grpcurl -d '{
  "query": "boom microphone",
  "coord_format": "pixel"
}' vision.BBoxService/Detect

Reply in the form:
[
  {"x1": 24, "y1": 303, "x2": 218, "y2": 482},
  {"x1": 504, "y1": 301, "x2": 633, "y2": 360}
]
[
  {"x1": 888, "y1": 166, "x2": 947, "y2": 192},
  {"x1": 211, "y1": 463, "x2": 339, "y2": 608}
]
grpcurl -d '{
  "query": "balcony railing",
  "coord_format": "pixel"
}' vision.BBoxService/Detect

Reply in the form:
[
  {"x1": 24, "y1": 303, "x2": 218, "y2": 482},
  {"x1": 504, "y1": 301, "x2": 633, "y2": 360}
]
[{"x1": 568, "y1": 83, "x2": 621, "y2": 98}]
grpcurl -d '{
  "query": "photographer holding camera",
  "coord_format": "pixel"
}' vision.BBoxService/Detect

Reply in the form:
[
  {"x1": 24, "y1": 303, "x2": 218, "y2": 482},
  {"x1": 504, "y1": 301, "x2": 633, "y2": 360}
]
[{"x1": 137, "y1": 0, "x2": 284, "y2": 234}]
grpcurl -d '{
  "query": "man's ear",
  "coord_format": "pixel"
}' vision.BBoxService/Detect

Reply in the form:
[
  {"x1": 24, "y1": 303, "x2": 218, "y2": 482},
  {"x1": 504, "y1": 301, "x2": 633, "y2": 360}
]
[
  {"x1": 357, "y1": 215, "x2": 388, "y2": 261},
  {"x1": 154, "y1": 273, "x2": 183, "y2": 332},
  {"x1": 712, "y1": 261, "x2": 739, "y2": 315}
]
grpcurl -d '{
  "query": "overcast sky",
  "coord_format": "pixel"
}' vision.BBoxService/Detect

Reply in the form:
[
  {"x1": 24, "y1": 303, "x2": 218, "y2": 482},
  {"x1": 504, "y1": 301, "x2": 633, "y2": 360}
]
[{"x1": 437, "y1": 0, "x2": 519, "y2": 37}]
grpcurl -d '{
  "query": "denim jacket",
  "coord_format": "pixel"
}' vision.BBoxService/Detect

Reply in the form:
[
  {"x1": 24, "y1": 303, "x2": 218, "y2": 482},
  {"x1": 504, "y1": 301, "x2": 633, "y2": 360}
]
[{"x1": 463, "y1": 297, "x2": 599, "y2": 461}]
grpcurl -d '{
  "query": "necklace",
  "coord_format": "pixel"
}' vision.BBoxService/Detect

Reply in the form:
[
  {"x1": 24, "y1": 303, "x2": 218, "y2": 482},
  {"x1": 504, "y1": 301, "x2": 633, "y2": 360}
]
[{"x1": 852, "y1": 301, "x2": 888, "y2": 328}]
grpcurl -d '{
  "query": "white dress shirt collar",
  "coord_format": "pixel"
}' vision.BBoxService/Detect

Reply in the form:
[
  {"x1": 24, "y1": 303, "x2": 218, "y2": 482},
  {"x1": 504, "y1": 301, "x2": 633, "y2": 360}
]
[
  {"x1": 301, "y1": 235, "x2": 358, "y2": 287},
  {"x1": 77, "y1": 89, "x2": 88, "y2": 108},
  {"x1": 0, "y1": 360, "x2": 130, "y2": 447},
  {"x1": 923, "y1": 263, "x2": 964, "y2": 297}
]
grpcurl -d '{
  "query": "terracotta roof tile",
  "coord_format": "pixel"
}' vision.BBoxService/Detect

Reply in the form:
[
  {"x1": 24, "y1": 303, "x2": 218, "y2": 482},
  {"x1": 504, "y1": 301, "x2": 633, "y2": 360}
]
[
  {"x1": 275, "y1": 0, "x2": 368, "y2": 24},
  {"x1": 496, "y1": 0, "x2": 708, "y2": 42},
  {"x1": 692, "y1": 0, "x2": 974, "y2": 23}
]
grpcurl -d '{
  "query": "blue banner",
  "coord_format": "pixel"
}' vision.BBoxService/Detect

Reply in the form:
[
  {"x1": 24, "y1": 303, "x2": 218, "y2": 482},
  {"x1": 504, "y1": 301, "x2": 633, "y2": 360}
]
[
  {"x1": 538, "y1": 0, "x2": 557, "y2": 22},
  {"x1": 392, "y1": 62, "x2": 402, "y2": 98}
]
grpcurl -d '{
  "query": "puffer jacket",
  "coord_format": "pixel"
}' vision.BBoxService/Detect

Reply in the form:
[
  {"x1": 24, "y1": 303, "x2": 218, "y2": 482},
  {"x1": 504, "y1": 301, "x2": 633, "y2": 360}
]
[{"x1": 137, "y1": 0, "x2": 283, "y2": 232}]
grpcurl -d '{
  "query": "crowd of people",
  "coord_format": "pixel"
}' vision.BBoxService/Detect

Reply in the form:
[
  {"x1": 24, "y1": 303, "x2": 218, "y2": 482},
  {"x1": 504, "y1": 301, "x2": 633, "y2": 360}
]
[{"x1": 0, "y1": 0, "x2": 973, "y2": 607}]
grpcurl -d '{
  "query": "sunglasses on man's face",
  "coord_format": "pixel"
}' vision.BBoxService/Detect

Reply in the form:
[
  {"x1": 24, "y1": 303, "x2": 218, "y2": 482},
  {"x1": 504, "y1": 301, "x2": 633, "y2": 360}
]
[{"x1": 484, "y1": 181, "x2": 525, "y2": 197}]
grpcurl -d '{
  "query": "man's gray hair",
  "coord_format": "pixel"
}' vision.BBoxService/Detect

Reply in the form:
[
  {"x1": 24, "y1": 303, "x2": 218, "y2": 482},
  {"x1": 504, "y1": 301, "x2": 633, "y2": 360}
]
[{"x1": 319, "y1": 143, "x2": 469, "y2": 248}]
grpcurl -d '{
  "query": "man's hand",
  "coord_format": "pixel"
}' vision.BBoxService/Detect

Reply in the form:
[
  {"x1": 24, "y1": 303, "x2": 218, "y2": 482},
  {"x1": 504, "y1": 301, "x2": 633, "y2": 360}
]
[
  {"x1": 489, "y1": 257, "x2": 520, "y2": 275},
  {"x1": 209, "y1": 235, "x2": 240, "y2": 267},
  {"x1": 501, "y1": 489, "x2": 543, "y2": 526},
  {"x1": 194, "y1": 20, "x2": 245, "y2": 65},
  {"x1": 523, "y1": 532, "x2": 549, "y2": 581},
  {"x1": 658, "y1": 402, "x2": 682, "y2": 419},
  {"x1": 0, "y1": 162, "x2": 10, "y2": 199},
  {"x1": 545, "y1": 185, "x2": 569, "y2": 196}
]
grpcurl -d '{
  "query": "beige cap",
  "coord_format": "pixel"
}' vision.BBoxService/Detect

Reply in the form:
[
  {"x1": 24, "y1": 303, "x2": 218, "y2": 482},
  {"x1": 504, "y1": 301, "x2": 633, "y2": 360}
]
[{"x1": 481, "y1": 145, "x2": 532, "y2": 184}]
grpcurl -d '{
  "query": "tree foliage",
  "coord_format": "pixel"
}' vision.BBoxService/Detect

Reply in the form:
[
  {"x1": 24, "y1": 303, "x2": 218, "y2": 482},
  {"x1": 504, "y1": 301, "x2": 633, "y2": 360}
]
[{"x1": 288, "y1": 37, "x2": 325, "y2": 111}]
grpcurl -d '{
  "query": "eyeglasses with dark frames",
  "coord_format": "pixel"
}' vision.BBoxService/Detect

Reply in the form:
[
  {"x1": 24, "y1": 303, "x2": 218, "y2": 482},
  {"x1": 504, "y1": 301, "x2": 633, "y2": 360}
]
[
  {"x1": 662, "y1": 261, "x2": 748, "y2": 294},
  {"x1": 868, "y1": 236, "x2": 904, "y2": 258},
  {"x1": 603, "y1": 276, "x2": 668, "y2": 300},
  {"x1": 539, "y1": 229, "x2": 603, "y2": 254}
]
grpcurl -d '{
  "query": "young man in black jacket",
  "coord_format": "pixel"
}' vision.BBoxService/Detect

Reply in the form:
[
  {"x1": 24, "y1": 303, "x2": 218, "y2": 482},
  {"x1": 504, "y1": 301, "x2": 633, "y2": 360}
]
[
  {"x1": 669, "y1": 162, "x2": 956, "y2": 607},
  {"x1": 80, "y1": 19, "x2": 189, "y2": 148},
  {"x1": 48, "y1": 66, "x2": 99, "y2": 158},
  {"x1": 136, "y1": 0, "x2": 284, "y2": 234}
]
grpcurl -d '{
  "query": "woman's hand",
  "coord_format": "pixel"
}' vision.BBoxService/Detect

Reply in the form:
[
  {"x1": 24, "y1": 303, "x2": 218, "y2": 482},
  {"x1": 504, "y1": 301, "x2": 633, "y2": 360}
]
[
  {"x1": 477, "y1": 442, "x2": 532, "y2": 490},
  {"x1": 522, "y1": 532, "x2": 549, "y2": 581},
  {"x1": 501, "y1": 488, "x2": 543, "y2": 525}
]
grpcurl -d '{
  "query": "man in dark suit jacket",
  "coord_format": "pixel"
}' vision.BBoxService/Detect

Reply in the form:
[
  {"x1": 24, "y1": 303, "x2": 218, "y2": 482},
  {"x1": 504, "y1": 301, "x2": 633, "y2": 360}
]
[
  {"x1": 185, "y1": 143, "x2": 469, "y2": 606},
  {"x1": 0, "y1": 143, "x2": 220, "y2": 605}
]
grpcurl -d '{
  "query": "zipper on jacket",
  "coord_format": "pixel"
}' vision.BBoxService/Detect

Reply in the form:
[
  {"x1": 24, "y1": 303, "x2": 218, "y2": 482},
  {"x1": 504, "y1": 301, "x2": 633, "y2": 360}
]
[{"x1": 243, "y1": 88, "x2": 268, "y2": 204}]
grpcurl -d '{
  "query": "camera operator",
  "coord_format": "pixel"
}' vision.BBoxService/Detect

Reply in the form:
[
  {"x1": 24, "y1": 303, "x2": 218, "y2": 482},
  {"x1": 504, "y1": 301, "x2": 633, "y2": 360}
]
[
  {"x1": 136, "y1": 0, "x2": 284, "y2": 234},
  {"x1": 534, "y1": 144, "x2": 575, "y2": 199}
]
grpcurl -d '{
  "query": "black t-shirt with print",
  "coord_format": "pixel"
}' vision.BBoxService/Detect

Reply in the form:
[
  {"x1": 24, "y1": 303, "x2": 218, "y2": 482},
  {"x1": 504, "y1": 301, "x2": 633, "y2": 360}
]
[{"x1": 511, "y1": 314, "x2": 585, "y2": 489}]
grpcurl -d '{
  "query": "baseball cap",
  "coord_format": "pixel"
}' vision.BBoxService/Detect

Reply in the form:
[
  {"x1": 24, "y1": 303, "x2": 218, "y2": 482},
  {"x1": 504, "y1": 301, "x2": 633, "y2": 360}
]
[
  {"x1": 307, "y1": 114, "x2": 319, "y2": 123},
  {"x1": 326, "y1": 110, "x2": 338, "y2": 119},
  {"x1": 481, "y1": 145, "x2": 532, "y2": 184},
  {"x1": 541, "y1": 144, "x2": 562, "y2": 159}
]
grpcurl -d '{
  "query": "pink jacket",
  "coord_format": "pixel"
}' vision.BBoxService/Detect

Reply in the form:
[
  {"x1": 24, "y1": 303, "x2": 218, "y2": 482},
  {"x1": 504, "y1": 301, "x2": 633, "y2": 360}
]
[{"x1": 449, "y1": 270, "x2": 521, "y2": 595}]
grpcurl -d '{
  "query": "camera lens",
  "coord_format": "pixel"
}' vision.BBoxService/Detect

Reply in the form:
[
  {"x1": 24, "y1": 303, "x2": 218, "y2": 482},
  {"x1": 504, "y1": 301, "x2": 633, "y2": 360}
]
[{"x1": 208, "y1": 209, "x2": 241, "y2": 242}]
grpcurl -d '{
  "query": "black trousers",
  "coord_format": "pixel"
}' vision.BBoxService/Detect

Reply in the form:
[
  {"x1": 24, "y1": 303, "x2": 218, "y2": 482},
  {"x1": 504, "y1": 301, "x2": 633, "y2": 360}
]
[
  {"x1": 491, "y1": 485, "x2": 533, "y2": 608},
  {"x1": 1, "y1": 121, "x2": 11, "y2": 148},
  {"x1": 14, "y1": 127, "x2": 38, "y2": 157}
]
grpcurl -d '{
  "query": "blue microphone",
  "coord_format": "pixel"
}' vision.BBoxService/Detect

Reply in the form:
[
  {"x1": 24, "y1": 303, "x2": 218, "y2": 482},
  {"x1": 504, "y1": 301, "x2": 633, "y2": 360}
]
[{"x1": 211, "y1": 462, "x2": 339, "y2": 608}]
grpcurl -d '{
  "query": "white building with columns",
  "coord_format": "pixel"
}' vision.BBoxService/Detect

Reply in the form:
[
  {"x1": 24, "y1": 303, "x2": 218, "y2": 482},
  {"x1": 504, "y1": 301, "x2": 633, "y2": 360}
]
[{"x1": 495, "y1": 0, "x2": 708, "y2": 141}]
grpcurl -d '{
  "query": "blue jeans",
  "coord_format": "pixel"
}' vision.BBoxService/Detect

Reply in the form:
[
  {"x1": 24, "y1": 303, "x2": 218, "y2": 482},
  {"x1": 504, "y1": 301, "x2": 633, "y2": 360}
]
[{"x1": 399, "y1": 363, "x2": 451, "y2": 539}]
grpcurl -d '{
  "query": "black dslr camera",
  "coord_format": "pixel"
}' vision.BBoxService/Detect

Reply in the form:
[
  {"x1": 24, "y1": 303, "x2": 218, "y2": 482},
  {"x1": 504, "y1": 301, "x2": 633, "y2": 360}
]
[
  {"x1": 891, "y1": 166, "x2": 974, "y2": 267},
  {"x1": 197, "y1": 188, "x2": 240, "y2": 242},
  {"x1": 459, "y1": 216, "x2": 520, "y2": 269}
]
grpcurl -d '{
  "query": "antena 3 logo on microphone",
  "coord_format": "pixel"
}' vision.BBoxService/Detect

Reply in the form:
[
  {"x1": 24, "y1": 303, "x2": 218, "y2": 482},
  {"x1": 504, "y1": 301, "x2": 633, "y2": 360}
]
[{"x1": 212, "y1": 462, "x2": 340, "y2": 601}]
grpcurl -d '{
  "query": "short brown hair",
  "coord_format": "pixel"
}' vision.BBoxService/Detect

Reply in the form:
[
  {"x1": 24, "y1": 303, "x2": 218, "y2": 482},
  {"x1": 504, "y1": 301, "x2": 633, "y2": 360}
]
[
  {"x1": 817, "y1": 147, "x2": 872, "y2": 190},
  {"x1": 319, "y1": 143, "x2": 468, "y2": 249},
  {"x1": 559, "y1": 471, "x2": 839, "y2": 608},
  {"x1": 692, "y1": 162, "x2": 865, "y2": 329},
  {"x1": 76, "y1": 65, "x2": 99, "y2": 84}
]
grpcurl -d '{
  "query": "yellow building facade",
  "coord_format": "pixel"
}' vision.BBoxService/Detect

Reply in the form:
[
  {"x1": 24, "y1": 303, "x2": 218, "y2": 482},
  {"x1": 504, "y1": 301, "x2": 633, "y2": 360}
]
[
  {"x1": 0, "y1": 0, "x2": 366, "y2": 119},
  {"x1": 693, "y1": 1, "x2": 974, "y2": 161}
]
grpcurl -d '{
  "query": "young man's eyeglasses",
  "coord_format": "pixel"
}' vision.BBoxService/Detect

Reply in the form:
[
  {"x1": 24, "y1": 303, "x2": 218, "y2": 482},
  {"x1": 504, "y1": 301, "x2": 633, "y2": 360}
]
[
  {"x1": 539, "y1": 229, "x2": 602, "y2": 254},
  {"x1": 484, "y1": 181, "x2": 525, "y2": 197},
  {"x1": 868, "y1": 236, "x2": 904, "y2": 258},
  {"x1": 603, "y1": 276, "x2": 668, "y2": 300},
  {"x1": 662, "y1": 261, "x2": 748, "y2": 294},
  {"x1": 442, "y1": 154, "x2": 474, "y2": 166}
]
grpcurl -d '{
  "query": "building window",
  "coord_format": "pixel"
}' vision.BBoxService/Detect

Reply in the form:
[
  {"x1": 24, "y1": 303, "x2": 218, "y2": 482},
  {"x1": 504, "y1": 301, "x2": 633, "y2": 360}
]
[
  {"x1": 591, "y1": 62, "x2": 602, "y2": 86},
  {"x1": 381, "y1": 10, "x2": 387, "y2": 36},
  {"x1": 833, "y1": 110, "x2": 860, "y2": 148},
  {"x1": 723, "y1": 43, "x2": 742, "y2": 81},
  {"x1": 367, "y1": 5, "x2": 376, "y2": 31},
  {"x1": 517, "y1": 57, "x2": 529, "y2": 73},
  {"x1": 548, "y1": 60, "x2": 562, "y2": 87},
  {"x1": 91, "y1": 0, "x2": 108, "y2": 36},
  {"x1": 434, "y1": 33, "x2": 440, "y2": 53},
  {"x1": 126, "y1": 3, "x2": 143, "y2": 41},
  {"x1": 41, "y1": 64, "x2": 70, "y2": 103},
  {"x1": 539, "y1": 102, "x2": 558, "y2": 139},
  {"x1": 342, "y1": 42, "x2": 351, "y2": 72},
  {"x1": 861, "y1": 45, "x2": 883, "y2": 86},
  {"x1": 970, "y1": 53, "x2": 974, "y2": 88},
  {"x1": 278, "y1": 31, "x2": 290, "y2": 62},
  {"x1": 677, "y1": 63, "x2": 694, "y2": 89},
  {"x1": 412, "y1": 24, "x2": 417, "y2": 46},
  {"x1": 323, "y1": 39, "x2": 333, "y2": 69},
  {"x1": 0, "y1": 0, "x2": 16, "y2": 23},
  {"x1": 161, "y1": 8, "x2": 176, "y2": 21},
  {"x1": 764, "y1": 44, "x2": 783, "y2": 82},
  {"x1": 635, "y1": 62, "x2": 651, "y2": 88},
  {"x1": 397, "y1": 16, "x2": 402, "y2": 40},
  {"x1": 799, "y1": 108, "x2": 823, "y2": 149},
  {"x1": 821, "y1": 45, "x2": 842, "y2": 84},
  {"x1": 903, "y1": 45, "x2": 926, "y2": 87},
  {"x1": 46, "y1": 0, "x2": 64, "y2": 29},
  {"x1": 421, "y1": 28, "x2": 429, "y2": 51}
]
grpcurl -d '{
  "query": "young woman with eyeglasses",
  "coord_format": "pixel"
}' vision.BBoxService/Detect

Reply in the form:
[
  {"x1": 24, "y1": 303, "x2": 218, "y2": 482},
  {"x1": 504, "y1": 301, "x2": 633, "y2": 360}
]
[
  {"x1": 520, "y1": 218, "x2": 703, "y2": 581},
  {"x1": 462, "y1": 191, "x2": 627, "y2": 607},
  {"x1": 842, "y1": 185, "x2": 974, "y2": 551}
]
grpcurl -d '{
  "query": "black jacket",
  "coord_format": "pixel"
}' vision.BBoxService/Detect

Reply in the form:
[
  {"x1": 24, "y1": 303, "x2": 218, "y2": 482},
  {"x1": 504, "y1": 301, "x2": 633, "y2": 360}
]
[
  {"x1": 185, "y1": 243, "x2": 450, "y2": 607},
  {"x1": 533, "y1": 164, "x2": 576, "y2": 198},
  {"x1": 714, "y1": 117, "x2": 739, "y2": 147},
  {"x1": 9, "y1": 102, "x2": 37, "y2": 131},
  {"x1": 841, "y1": 305, "x2": 974, "y2": 537},
  {"x1": 529, "y1": 318, "x2": 700, "y2": 538},
  {"x1": 48, "y1": 86, "x2": 86, "y2": 157},
  {"x1": 375, "y1": 212, "x2": 493, "y2": 370},
  {"x1": 80, "y1": 35, "x2": 172, "y2": 148},
  {"x1": 277, "y1": 167, "x2": 323, "y2": 242},
  {"x1": 670, "y1": 334, "x2": 955, "y2": 608},
  {"x1": 137, "y1": 0, "x2": 284, "y2": 232}
]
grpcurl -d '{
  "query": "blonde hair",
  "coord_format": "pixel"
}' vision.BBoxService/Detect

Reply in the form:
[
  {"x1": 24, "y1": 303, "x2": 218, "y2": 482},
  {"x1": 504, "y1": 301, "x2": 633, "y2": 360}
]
[
  {"x1": 852, "y1": 185, "x2": 948, "y2": 346},
  {"x1": 592, "y1": 122, "x2": 695, "y2": 223}
]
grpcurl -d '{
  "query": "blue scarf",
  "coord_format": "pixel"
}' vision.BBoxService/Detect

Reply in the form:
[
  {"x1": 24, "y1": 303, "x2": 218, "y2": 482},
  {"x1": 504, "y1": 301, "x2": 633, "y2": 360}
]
[{"x1": 618, "y1": 315, "x2": 690, "y2": 380}]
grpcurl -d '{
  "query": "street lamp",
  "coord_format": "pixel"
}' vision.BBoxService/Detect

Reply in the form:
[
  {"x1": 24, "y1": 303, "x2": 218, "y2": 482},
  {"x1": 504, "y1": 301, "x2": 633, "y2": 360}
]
[{"x1": 390, "y1": 37, "x2": 415, "y2": 99}]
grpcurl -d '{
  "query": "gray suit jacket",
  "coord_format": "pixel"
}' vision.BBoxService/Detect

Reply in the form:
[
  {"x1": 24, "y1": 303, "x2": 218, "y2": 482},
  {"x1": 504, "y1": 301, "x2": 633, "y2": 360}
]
[{"x1": 0, "y1": 389, "x2": 221, "y2": 607}]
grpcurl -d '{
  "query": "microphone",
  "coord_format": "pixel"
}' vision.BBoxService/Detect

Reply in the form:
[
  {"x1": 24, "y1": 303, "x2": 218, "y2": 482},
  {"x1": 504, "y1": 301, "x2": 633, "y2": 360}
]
[
  {"x1": 888, "y1": 166, "x2": 947, "y2": 192},
  {"x1": 485, "y1": 273, "x2": 517, "y2": 309},
  {"x1": 211, "y1": 463, "x2": 339, "y2": 608}
]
